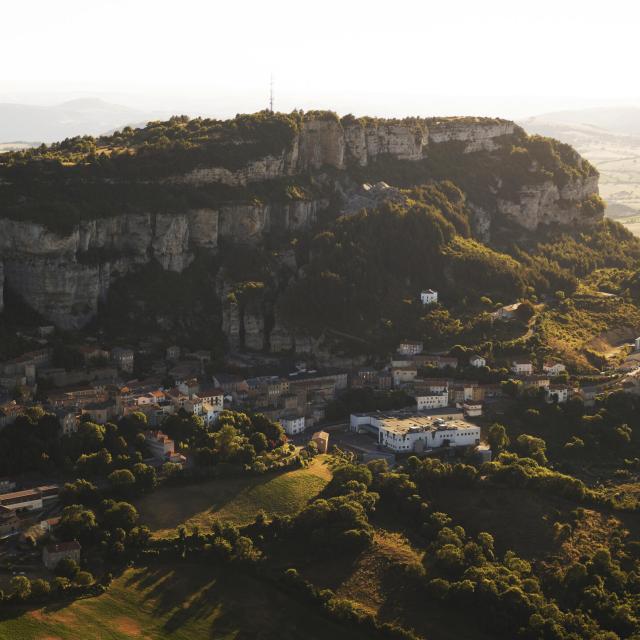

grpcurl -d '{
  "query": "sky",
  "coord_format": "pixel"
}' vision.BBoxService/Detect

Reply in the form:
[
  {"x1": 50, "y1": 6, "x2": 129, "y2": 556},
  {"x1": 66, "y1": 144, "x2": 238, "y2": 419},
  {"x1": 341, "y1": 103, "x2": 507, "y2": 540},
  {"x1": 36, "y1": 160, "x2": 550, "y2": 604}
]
[{"x1": 2, "y1": 0, "x2": 639, "y2": 120}]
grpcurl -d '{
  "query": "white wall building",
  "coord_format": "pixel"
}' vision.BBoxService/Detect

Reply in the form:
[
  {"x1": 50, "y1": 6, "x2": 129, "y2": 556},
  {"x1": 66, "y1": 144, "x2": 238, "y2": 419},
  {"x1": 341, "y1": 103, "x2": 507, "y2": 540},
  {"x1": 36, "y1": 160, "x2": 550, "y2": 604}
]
[
  {"x1": 511, "y1": 359, "x2": 533, "y2": 376},
  {"x1": 350, "y1": 411, "x2": 480, "y2": 453},
  {"x1": 543, "y1": 362, "x2": 566, "y2": 377},
  {"x1": 420, "y1": 289, "x2": 438, "y2": 305},
  {"x1": 546, "y1": 386, "x2": 570, "y2": 404},
  {"x1": 398, "y1": 340, "x2": 423, "y2": 356},
  {"x1": 145, "y1": 431, "x2": 175, "y2": 460},
  {"x1": 469, "y1": 355, "x2": 486, "y2": 368},
  {"x1": 416, "y1": 393, "x2": 448, "y2": 411},
  {"x1": 281, "y1": 415, "x2": 306, "y2": 436}
]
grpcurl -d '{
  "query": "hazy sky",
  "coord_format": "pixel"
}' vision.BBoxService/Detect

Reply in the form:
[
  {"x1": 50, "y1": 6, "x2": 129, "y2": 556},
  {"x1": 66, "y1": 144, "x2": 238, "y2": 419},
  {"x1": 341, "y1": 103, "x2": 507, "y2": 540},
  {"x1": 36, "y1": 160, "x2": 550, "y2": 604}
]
[{"x1": 2, "y1": 0, "x2": 639, "y2": 119}]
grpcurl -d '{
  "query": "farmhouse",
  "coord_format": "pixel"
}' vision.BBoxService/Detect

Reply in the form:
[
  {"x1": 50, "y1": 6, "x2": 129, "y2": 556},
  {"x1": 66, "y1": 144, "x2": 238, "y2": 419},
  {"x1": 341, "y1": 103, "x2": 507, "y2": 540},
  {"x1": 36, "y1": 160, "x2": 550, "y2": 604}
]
[
  {"x1": 43, "y1": 541, "x2": 81, "y2": 570},
  {"x1": 511, "y1": 359, "x2": 533, "y2": 375},
  {"x1": 543, "y1": 362, "x2": 567, "y2": 377},
  {"x1": 420, "y1": 289, "x2": 438, "y2": 305},
  {"x1": 350, "y1": 410, "x2": 480, "y2": 453}
]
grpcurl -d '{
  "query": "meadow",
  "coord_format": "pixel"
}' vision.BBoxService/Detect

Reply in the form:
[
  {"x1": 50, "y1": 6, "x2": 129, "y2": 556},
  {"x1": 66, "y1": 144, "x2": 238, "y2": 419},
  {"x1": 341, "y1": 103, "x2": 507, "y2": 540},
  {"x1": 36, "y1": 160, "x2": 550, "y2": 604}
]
[{"x1": 135, "y1": 456, "x2": 333, "y2": 536}]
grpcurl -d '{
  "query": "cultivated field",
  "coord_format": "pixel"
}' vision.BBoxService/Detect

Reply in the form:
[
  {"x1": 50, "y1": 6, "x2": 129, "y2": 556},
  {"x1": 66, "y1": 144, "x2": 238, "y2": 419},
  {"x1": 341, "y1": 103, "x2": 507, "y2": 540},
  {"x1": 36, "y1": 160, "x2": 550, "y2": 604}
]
[
  {"x1": 135, "y1": 456, "x2": 333, "y2": 536},
  {"x1": 0, "y1": 563, "x2": 361, "y2": 640}
]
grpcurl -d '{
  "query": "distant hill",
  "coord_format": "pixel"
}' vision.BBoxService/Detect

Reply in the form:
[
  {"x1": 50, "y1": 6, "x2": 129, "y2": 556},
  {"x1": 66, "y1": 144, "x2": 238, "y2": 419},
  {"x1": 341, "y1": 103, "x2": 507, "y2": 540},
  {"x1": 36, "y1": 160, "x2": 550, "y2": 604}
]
[
  {"x1": 522, "y1": 106, "x2": 640, "y2": 137},
  {"x1": 0, "y1": 98, "x2": 165, "y2": 144},
  {"x1": 520, "y1": 106, "x2": 640, "y2": 220}
]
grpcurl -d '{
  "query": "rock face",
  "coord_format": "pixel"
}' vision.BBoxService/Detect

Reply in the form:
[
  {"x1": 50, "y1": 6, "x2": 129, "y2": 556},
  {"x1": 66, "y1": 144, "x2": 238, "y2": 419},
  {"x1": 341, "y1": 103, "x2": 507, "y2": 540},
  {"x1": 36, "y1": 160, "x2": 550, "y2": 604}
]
[
  {"x1": 0, "y1": 114, "x2": 602, "y2": 337},
  {"x1": 0, "y1": 210, "x2": 217, "y2": 329},
  {"x1": 496, "y1": 175, "x2": 600, "y2": 230},
  {"x1": 427, "y1": 118, "x2": 517, "y2": 152}
]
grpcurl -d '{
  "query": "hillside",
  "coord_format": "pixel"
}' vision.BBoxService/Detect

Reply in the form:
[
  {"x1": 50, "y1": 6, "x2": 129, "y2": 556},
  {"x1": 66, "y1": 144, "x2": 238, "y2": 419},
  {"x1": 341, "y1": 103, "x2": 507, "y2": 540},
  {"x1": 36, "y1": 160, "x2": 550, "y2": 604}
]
[
  {"x1": 520, "y1": 107, "x2": 640, "y2": 221},
  {"x1": 0, "y1": 109, "x2": 623, "y2": 363}
]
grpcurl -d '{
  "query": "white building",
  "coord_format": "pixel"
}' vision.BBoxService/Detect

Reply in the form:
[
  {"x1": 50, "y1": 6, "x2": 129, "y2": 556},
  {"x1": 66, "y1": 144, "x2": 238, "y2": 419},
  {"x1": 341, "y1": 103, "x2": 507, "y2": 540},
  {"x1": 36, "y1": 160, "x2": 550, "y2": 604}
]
[
  {"x1": 543, "y1": 362, "x2": 566, "y2": 377},
  {"x1": 415, "y1": 393, "x2": 448, "y2": 411},
  {"x1": 420, "y1": 289, "x2": 438, "y2": 305},
  {"x1": 469, "y1": 355, "x2": 486, "y2": 368},
  {"x1": 280, "y1": 415, "x2": 306, "y2": 436},
  {"x1": 350, "y1": 411, "x2": 480, "y2": 453},
  {"x1": 511, "y1": 359, "x2": 533, "y2": 376},
  {"x1": 546, "y1": 385, "x2": 570, "y2": 404},
  {"x1": 463, "y1": 402, "x2": 483, "y2": 417},
  {"x1": 398, "y1": 340, "x2": 423, "y2": 356}
]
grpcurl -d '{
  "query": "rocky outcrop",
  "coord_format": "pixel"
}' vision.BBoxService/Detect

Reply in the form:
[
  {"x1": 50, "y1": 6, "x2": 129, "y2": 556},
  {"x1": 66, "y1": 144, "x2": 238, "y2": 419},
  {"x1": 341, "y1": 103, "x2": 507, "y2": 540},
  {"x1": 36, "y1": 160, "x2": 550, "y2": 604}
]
[
  {"x1": 0, "y1": 210, "x2": 217, "y2": 329},
  {"x1": 218, "y1": 199, "x2": 329, "y2": 245},
  {"x1": 427, "y1": 118, "x2": 517, "y2": 152},
  {"x1": 496, "y1": 175, "x2": 600, "y2": 230},
  {"x1": 0, "y1": 260, "x2": 4, "y2": 314}
]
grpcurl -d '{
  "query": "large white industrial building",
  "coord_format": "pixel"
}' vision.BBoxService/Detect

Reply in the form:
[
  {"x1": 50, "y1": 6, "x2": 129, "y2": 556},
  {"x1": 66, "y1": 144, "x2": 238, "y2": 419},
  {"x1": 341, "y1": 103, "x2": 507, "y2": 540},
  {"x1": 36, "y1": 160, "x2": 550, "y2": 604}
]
[{"x1": 350, "y1": 410, "x2": 480, "y2": 453}]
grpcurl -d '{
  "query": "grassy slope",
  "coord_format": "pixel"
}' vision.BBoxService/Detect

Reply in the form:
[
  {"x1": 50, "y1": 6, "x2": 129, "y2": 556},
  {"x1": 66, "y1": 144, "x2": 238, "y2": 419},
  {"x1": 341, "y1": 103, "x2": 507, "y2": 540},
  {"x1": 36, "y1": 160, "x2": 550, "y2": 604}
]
[
  {"x1": 135, "y1": 456, "x2": 332, "y2": 536},
  {"x1": 0, "y1": 564, "x2": 364, "y2": 640}
]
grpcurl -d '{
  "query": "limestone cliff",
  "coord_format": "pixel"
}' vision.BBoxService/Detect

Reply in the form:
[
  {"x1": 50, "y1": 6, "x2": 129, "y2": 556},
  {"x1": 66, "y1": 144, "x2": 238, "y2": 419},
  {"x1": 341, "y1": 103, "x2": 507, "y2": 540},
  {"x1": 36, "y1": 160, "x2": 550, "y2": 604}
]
[{"x1": 0, "y1": 111, "x2": 603, "y2": 342}]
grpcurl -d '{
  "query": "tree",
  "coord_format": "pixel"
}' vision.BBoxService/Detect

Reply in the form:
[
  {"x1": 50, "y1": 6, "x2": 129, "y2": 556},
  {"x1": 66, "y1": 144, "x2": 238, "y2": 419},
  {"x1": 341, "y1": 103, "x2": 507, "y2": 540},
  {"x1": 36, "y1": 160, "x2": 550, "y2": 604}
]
[
  {"x1": 515, "y1": 434, "x2": 547, "y2": 465},
  {"x1": 30, "y1": 578, "x2": 51, "y2": 600},
  {"x1": 74, "y1": 571, "x2": 94, "y2": 587},
  {"x1": 488, "y1": 424, "x2": 510, "y2": 453},
  {"x1": 54, "y1": 557, "x2": 80, "y2": 580},
  {"x1": 132, "y1": 463, "x2": 157, "y2": 492},
  {"x1": 10, "y1": 575, "x2": 31, "y2": 600},
  {"x1": 58, "y1": 505, "x2": 98, "y2": 543},
  {"x1": 108, "y1": 469, "x2": 136, "y2": 495},
  {"x1": 102, "y1": 501, "x2": 139, "y2": 532}
]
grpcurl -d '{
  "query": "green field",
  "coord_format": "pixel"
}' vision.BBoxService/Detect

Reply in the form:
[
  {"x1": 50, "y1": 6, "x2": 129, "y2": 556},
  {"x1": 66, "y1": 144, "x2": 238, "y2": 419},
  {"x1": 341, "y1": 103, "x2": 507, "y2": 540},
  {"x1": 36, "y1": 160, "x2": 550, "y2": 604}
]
[
  {"x1": 0, "y1": 563, "x2": 362, "y2": 640},
  {"x1": 135, "y1": 456, "x2": 333, "y2": 535}
]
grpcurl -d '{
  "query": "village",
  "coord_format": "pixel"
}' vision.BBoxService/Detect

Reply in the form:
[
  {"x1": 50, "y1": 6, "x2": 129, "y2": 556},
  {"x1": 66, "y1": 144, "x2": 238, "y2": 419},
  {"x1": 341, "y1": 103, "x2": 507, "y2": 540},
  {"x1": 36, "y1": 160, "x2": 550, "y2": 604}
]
[{"x1": 0, "y1": 288, "x2": 640, "y2": 577}]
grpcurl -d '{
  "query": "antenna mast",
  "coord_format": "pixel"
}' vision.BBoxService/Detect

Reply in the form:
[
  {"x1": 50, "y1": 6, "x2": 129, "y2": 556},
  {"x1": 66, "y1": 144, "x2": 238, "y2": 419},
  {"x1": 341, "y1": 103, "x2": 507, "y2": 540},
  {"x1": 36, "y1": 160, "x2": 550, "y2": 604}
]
[{"x1": 269, "y1": 74, "x2": 274, "y2": 113}]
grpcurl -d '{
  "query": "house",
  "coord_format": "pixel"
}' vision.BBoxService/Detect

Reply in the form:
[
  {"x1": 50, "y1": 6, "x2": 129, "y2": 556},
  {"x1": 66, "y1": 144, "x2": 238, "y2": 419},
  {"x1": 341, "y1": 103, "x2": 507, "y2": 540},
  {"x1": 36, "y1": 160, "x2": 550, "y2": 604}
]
[
  {"x1": 110, "y1": 347, "x2": 135, "y2": 373},
  {"x1": 522, "y1": 375, "x2": 550, "y2": 390},
  {"x1": 178, "y1": 378, "x2": 200, "y2": 398},
  {"x1": 420, "y1": 289, "x2": 438, "y2": 305},
  {"x1": 415, "y1": 393, "x2": 449, "y2": 411},
  {"x1": 43, "y1": 541, "x2": 81, "y2": 570},
  {"x1": 546, "y1": 385, "x2": 570, "y2": 404},
  {"x1": 398, "y1": 340, "x2": 423, "y2": 356},
  {"x1": 463, "y1": 402, "x2": 483, "y2": 417},
  {"x1": 469, "y1": 355, "x2": 486, "y2": 368},
  {"x1": 511, "y1": 359, "x2": 533, "y2": 376},
  {"x1": 311, "y1": 430, "x2": 329, "y2": 453},
  {"x1": 197, "y1": 385, "x2": 224, "y2": 410},
  {"x1": 635, "y1": 337, "x2": 640, "y2": 352},
  {"x1": 55, "y1": 409, "x2": 78, "y2": 436},
  {"x1": 81, "y1": 400, "x2": 116, "y2": 424},
  {"x1": 280, "y1": 415, "x2": 306, "y2": 436},
  {"x1": 449, "y1": 381, "x2": 478, "y2": 404},
  {"x1": 392, "y1": 367, "x2": 418, "y2": 387},
  {"x1": 145, "y1": 431, "x2": 176, "y2": 460},
  {"x1": 166, "y1": 345, "x2": 181, "y2": 361},
  {"x1": 543, "y1": 362, "x2": 567, "y2": 377}
]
